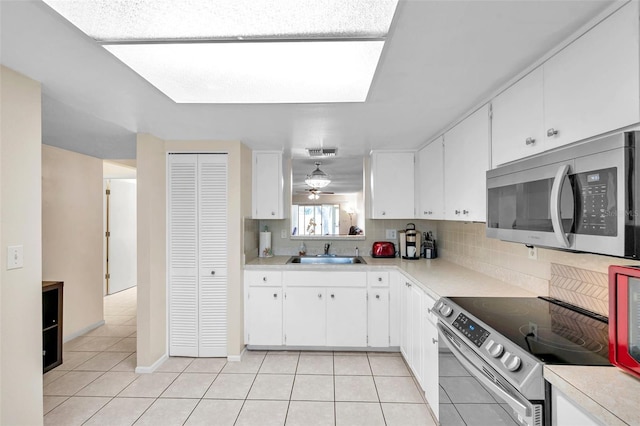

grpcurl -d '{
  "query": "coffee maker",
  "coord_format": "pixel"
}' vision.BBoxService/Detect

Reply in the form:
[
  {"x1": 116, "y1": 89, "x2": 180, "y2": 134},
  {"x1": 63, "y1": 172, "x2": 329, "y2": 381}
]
[{"x1": 400, "y1": 223, "x2": 421, "y2": 260}]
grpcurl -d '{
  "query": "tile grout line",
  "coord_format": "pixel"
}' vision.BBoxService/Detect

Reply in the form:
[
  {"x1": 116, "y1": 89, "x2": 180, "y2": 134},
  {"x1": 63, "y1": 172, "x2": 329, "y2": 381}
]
[{"x1": 367, "y1": 352, "x2": 388, "y2": 426}]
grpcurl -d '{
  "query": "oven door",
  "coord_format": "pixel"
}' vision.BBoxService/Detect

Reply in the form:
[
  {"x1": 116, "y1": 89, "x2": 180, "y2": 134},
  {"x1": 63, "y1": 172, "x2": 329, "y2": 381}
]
[{"x1": 438, "y1": 323, "x2": 543, "y2": 426}]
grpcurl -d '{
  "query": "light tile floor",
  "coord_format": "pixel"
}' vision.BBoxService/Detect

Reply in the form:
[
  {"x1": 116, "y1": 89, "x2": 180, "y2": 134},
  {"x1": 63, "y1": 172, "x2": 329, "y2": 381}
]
[{"x1": 43, "y1": 287, "x2": 436, "y2": 426}]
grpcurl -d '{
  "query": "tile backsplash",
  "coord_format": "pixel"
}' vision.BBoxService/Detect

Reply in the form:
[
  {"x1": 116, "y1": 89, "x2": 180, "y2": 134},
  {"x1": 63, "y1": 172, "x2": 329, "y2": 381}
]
[
  {"x1": 436, "y1": 220, "x2": 640, "y2": 312},
  {"x1": 256, "y1": 218, "x2": 437, "y2": 257},
  {"x1": 550, "y1": 263, "x2": 608, "y2": 315}
]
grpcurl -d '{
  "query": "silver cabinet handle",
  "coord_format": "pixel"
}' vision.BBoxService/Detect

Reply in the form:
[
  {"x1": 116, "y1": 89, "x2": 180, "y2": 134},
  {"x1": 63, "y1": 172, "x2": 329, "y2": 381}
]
[
  {"x1": 455, "y1": 210, "x2": 460, "y2": 215},
  {"x1": 463, "y1": 209, "x2": 469, "y2": 215},
  {"x1": 378, "y1": 277, "x2": 382, "y2": 282},
  {"x1": 381, "y1": 211, "x2": 386, "y2": 216},
  {"x1": 547, "y1": 128, "x2": 558, "y2": 137},
  {"x1": 376, "y1": 294, "x2": 380, "y2": 299},
  {"x1": 211, "y1": 271, "x2": 215, "y2": 275},
  {"x1": 271, "y1": 212, "x2": 275, "y2": 216},
  {"x1": 525, "y1": 137, "x2": 536, "y2": 145},
  {"x1": 427, "y1": 308, "x2": 432, "y2": 314},
  {"x1": 423, "y1": 211, "x2": 428, "y2": 215},
  {"x1": 273, "y1": 293, "x2": 278, "y2": 298},
  {"x1": 331, "y1": 294, "x2": 335, "y2": 299},
  {"x1": 263, "y1": 276, "x2": 267, "y2": 282},
  {"x1": 428, "y1": 211, "x2": 432, "y2": 215},
  {"x1": 432, "y1": 338, "x2": 438, "y2": 344},
  {"x1": 318, "y1": 293, "x2": 322, "y2": 299}
]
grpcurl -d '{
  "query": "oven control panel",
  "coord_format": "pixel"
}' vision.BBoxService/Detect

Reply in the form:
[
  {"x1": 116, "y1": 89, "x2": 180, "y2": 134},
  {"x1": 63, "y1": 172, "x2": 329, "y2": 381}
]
[{"x1": 452, "y1": 313, "x2": 490, "y2": 347}]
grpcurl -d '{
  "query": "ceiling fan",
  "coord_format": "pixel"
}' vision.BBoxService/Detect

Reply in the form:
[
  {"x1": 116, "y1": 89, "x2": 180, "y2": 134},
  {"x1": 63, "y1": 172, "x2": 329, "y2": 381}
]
[{"x1": 297, "y1": 188, "x2": 335, "y2": 200}]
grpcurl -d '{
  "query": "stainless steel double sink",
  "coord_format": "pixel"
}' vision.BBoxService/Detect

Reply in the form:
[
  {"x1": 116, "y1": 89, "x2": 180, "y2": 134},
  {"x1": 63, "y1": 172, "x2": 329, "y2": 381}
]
[{"x1": 286, "y1": 255, "x2": 366, "y2": 264}]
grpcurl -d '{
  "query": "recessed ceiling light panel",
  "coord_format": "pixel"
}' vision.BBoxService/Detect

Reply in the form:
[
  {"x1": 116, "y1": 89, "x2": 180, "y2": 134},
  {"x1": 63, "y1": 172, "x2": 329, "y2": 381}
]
[
  {"x1": 42, "y1": 0, "x2": 399, "y2": 41},
  {"x1": 104, "y1": 41, "x2": 384, "y2": 103}
]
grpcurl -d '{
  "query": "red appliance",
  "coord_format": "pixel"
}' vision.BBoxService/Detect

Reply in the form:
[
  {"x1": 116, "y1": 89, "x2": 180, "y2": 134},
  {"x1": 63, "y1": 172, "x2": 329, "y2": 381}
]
[
  {"x1": 609, "y1": 265, "x2": 640, "y2": 379},
  {"x1": 371, "y1": 241, "x2": 396, "y2": 258}
]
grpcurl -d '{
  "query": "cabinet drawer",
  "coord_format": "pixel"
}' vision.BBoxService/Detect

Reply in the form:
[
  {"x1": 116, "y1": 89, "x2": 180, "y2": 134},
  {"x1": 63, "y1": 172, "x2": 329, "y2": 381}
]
[
  {"x1": 367, "y1": 271, "x2": 389, "y2": 287},
  {"x1": 284, "y1": 271, "x2": 366, "y2": 287},
  {"x1": 245, "y1": 270, "x2": 282, "y2": 286}
]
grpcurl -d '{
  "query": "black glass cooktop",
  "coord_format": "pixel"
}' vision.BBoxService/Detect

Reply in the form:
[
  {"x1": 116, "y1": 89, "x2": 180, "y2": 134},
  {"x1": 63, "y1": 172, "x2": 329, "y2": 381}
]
[{"x1": 447, "y1": 296, "x2": 611, "y2": 366}]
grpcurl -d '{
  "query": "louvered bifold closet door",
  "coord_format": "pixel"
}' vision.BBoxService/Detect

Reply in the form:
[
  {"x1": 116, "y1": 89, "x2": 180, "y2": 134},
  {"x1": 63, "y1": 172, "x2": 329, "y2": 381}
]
[
  {"x1": 197, "y1": 154, "x2": 228, "y2": 357},
  {"x1": 168, "y1": 154, "x2": 199, "y2": 356}
]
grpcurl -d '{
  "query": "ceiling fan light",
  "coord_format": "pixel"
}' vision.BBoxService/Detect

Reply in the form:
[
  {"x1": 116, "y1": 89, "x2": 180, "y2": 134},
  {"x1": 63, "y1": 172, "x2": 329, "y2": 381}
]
[{"x1": 305, "y1": 162, "x2": 331, "y2": 188}]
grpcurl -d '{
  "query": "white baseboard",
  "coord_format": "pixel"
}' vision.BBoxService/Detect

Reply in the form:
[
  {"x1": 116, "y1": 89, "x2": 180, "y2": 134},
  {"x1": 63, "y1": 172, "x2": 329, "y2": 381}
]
[
  {"x1": 63, "y1": 320, "x2": 105, "y2": 343},
  {"x1": 135, "y1": 353, "x2": 169, "y2": 374},
  {"x1": 227, "y1": 346, "x2": 246, "y2": 362}
]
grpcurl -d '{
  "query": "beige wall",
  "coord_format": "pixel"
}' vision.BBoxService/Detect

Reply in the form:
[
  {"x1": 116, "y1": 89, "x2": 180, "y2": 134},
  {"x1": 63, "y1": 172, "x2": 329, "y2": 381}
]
[
  {"x1": 0, "y1": 66, "x2": 44, "y2": 425},
  {"x1": 136, "y1": 135, "x2": 251, "y2": 368},
  {"x1": 437, "y1": 220, "x2": 640, "y2": 296},
  {"x1": 42, "y1": 145, "x2": 104, "y2": 339}
]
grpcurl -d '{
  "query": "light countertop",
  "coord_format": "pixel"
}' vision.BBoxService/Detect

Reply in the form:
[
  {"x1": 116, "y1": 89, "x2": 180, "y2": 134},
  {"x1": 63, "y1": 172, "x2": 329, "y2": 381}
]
[{"x1": 245, "y1": 255, "x2": 636, "y2": 424}]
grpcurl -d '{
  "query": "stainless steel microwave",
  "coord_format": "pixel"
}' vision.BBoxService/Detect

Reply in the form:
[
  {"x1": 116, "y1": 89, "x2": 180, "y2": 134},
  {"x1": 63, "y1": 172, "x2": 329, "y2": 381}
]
[{"x1": 486, "y1": 131, "x2": 640, "y2": 258}]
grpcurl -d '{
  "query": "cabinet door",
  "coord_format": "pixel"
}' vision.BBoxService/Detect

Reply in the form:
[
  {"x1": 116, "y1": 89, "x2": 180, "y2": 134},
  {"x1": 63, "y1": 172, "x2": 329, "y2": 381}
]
[
  {"x1": 371, "y1": 151, "x2": 415, "y2": 219},
  {"x1": 327, "y1": 287, "x2": 367, "y2": 347},
  {"x1": 544, "y1": 2, "x2": 640, "y2": 149},
  {"x1": 368, "y1": 288, "x2": 390, "y2": 348},
  {"x1": 247, "y1": 287, "x2": 283, "y2": 346},
  {"x1": 285, "y1": 287, "x2": 326, "y2": 346},
  {"x1": 409, "y1": 283, "x2": 424, "y2": 387},
  {"x1": 253, "y1": 151, "x2": 283, "y2": 219},
  {"x1": 491, "y1": 68, "x2": 545, "y2": 167},
  {"x1": 198, "y1": 154, "x2": 228, "y2": 357},
  {"x1": 416, "y1": 138, "x2": 444, "y2": 220},
  {"x1": 552, "y1": 387, "x2": 603, "y2": 426},
  {"x1": 400, "y1": 280, "x2": 412, "y2": 361},
  {"x1": 444, "y1": 104, "x2": 490, "y2": 221},
  {"x1": 422, "y1": 296, "x2": 439, "y2": 420},
  {"x1": 389, "y1": 272, "x2": 402, "y2": 347}
]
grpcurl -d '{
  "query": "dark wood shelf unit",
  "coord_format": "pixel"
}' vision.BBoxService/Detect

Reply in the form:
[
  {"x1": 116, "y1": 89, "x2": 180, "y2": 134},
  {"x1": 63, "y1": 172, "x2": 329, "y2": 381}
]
[{"x1": 42, "y1": 281, "x2": 63, "y2": 373}]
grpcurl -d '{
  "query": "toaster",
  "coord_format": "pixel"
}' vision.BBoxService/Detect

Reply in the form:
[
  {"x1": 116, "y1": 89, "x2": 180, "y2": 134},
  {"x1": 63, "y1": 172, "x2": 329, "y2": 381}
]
[{"x1": 372, "y1": 241, "x2": 396, "y2": 258}]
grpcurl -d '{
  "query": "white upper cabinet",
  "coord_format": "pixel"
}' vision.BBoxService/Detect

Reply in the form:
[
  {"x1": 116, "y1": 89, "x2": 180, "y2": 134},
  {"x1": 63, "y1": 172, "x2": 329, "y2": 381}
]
[
  {"x1": 491, "y1": 67, "x2": 545, "y2": 167},
  {"x1": 543, "y1": 2, "x2": 639, "y2": 149},
  {"x1": 370, "y1": 151, "x2": 415, "y2": 219},
  {"x1": 491, "y1": 2, "x2": 640, "y2": 167},
  {"x1": 416, "y1": 137, "x2": 445, "y2": 220},
  {"x1": 252, "y1": 151, "x2": 284, "y2": 219},
  {"x1": 444, "y1": 104, "x2": 490, "y2": 222}
]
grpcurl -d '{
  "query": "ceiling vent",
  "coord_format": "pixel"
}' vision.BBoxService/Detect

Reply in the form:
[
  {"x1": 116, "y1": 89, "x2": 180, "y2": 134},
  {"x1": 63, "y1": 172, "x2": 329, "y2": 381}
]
[{"x1": 306, "y1": 147, "x2": 337, "y2": 157}]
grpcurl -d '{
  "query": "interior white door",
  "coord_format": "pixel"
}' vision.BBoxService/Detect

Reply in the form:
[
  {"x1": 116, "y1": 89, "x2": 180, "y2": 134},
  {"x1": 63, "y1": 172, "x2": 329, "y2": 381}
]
[
  {"x1": 197, "y1": 154, "x2": 228, "y2": 357},
  {"x1": 168, "y1": 154, "x2": 199, "y2": 357},
  {"x1": 168, "y1": 153, "x2": 229, "y2": 357},
  {"x1": 106, "y1": 179, "x2": 137, "y2": 295}
]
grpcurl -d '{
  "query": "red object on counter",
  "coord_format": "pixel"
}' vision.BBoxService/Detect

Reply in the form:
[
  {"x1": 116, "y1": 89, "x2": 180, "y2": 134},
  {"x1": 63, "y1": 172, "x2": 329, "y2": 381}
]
[
  {"x1": 609, "y1": 265, "x2": 640, "y2": 379},
  {"x1": 371, "y1": 241, "x2": 396, "y2": 258}
]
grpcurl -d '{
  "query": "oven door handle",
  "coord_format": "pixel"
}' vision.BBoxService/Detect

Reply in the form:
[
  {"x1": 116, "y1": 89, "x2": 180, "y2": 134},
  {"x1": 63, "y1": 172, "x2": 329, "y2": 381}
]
[
  {"x1": 550, "y1": 163, "x2": 571, "y2": 248},
  {"x1": 437, "y1": 323, "x2": 533, "y2": 420}
]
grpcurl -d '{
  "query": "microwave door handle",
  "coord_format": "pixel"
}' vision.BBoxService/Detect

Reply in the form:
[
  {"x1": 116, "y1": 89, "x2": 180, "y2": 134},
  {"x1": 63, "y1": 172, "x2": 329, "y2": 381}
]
[{"x1": 550, "y1": 164, "x2": 571, "y2": 248}]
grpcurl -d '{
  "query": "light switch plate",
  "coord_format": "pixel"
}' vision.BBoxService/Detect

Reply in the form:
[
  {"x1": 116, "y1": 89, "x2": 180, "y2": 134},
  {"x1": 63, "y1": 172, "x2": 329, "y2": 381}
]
[
  {"x1": 7, "y1": 245, "x2": 23, "y2": 270},
  {"x1": 385, "y1": 229, "x2": 397, "y2": 239},
  {"x1": 281, "y1": 229, "x2": 287, "y2": 239},
  {"x1": 527, "y1": 246, "x2": 537, "y2": 260}
]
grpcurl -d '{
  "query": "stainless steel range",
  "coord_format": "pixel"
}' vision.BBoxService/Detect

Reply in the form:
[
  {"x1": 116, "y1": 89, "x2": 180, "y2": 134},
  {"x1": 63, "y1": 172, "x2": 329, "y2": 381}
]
[{"x1": 433, "y1": 296, "x2": 609, "y2": 426}]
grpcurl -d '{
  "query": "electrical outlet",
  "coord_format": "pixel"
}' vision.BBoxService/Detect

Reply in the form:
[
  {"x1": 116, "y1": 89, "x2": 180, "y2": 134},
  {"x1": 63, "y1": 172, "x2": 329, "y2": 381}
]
[
  {"x1": 7, "y1": 245, "x2": 23, "y2": 270},
  {"x1": 281, "y1": 229, "x2": 287, "y2": 239},
  {"x1": 385, "y1": 229, "x2": 397, "y2": 239},
  {"x1": 527, "y1": 246, "x2": 537, "y2": 260}
]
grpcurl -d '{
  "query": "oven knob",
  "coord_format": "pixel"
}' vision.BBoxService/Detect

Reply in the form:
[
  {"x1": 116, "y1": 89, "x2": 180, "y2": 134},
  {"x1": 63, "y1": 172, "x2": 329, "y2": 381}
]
[
  {"x1": 485, "y1": 340, "x2": 504, "y2": 358},
  {"x1": 501, "y1": 352, "x2": 521, "y2": 372},
  {"x1": 439, "y1": 304, "x2": 453, "y2": 317}
]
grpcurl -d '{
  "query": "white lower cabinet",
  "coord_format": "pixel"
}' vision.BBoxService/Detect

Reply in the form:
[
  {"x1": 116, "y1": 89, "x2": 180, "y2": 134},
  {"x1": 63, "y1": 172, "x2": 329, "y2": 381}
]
[
  {"x1": 327, "y1": 287, "x2": 367, "y2": 347},
  {"x1": 400, "y1": 278, "x2": 424, "y2": 385},
  {"x1": 368, "y1": 288, "x2": 389, "y2": 348},
  {"x1": 284, "y1": 287, "x2": 327, "y2": 346},
  {"x1": 422, "y1": 294, "x2": 439, "y2": 420},
  {"x1": 247, "y1": 287, "x2": 283, "y2": 346},
  {"x1": 552, "y1": 386, "x2": 603, "y2": 426}
]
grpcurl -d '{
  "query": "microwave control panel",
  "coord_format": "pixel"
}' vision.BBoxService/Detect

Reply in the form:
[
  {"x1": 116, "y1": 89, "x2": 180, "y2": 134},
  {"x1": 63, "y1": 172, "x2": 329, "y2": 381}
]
[{"x1": 575, "y1": 167, "x2": 617, "y2": 236}]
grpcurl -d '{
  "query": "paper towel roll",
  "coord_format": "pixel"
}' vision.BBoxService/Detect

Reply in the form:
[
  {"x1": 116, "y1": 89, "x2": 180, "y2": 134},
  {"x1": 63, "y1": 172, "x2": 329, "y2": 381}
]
[{"x1": 259, "y1": 232, "x2": 272, "y2": 257}]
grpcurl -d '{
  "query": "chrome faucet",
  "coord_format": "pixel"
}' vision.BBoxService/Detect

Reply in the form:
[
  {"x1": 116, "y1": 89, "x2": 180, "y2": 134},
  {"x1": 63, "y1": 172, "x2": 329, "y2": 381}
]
[{"x1": 324, "y1": 243, "x2": 331, "y2": 255}]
